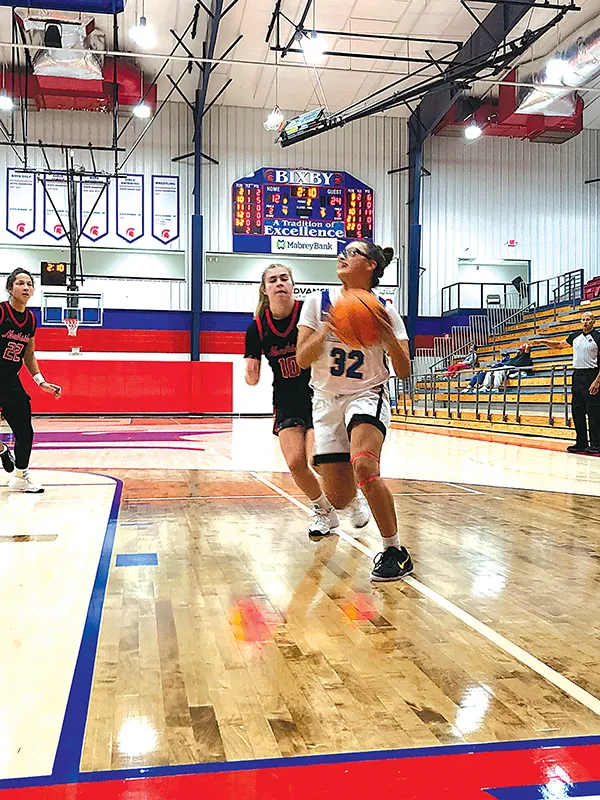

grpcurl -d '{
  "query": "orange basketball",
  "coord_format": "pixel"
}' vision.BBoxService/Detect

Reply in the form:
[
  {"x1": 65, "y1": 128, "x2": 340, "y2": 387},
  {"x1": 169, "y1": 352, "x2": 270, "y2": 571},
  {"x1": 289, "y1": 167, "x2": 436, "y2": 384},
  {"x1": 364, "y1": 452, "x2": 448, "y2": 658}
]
[{"x1": 330, "y1": 290, "x2": 387, "y2": 348}]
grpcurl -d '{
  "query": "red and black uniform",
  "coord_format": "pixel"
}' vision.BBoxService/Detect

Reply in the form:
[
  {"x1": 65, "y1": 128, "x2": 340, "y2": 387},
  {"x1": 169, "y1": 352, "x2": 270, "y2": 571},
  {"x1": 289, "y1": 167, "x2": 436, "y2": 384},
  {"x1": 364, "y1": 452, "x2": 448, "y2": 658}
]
[
  {"x1": 0, "y1": 301, "x2": 36, "y2": 469},
  {"x1": 245, "y1": 300, "x2": 313, "y2": 435}
]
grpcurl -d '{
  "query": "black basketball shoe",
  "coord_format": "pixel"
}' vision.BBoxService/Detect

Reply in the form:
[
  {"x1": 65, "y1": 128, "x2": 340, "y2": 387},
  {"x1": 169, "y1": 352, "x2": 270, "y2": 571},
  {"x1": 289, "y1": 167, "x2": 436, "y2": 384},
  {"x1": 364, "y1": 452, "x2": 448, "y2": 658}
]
[
  {"x1": 0, "y1": 445, "x2": 15, "y2": 473},
  {"x1": 371, "y1": 545, "x2": 414, "y2": 582}
]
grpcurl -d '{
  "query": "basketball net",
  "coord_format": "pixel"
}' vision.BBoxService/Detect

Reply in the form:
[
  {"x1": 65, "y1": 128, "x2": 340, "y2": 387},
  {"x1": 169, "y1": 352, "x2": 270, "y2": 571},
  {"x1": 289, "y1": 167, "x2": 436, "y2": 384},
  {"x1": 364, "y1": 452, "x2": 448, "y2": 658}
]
[{"x1": 64, "y1": 317, "x2": 79, "y2": 337}]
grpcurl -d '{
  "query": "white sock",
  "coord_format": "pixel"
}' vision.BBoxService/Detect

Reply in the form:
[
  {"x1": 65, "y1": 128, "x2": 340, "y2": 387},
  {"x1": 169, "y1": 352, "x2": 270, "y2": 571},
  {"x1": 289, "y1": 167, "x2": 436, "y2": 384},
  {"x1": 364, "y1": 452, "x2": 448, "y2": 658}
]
[
  {"x1": 311, "y1": 492, "x2": 333, "y2": 512},
  {"x1": 382, "y1": 533, "x2": 400, "y2": 550},
  {"x1": 16, "y1": 468, "x2": 25, "y2": 479}
]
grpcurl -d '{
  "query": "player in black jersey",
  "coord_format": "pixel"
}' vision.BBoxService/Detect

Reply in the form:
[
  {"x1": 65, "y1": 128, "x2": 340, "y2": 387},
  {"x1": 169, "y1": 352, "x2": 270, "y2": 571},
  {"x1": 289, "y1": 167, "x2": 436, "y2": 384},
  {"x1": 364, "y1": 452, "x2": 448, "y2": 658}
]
[
  {"x1": 0, "y1": 269, "x2": 62, "y2": 493},
  {"x1": 245, "y1": 264, "x2": 338, "y2": 539}
]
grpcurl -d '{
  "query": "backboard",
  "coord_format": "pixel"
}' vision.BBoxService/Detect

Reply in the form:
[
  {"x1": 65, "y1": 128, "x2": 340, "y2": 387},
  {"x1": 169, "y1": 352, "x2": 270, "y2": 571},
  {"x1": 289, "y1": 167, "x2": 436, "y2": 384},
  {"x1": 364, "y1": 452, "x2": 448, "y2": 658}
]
[{"x1": 41, "y1": 291, "x2": 103, "y2": 327}]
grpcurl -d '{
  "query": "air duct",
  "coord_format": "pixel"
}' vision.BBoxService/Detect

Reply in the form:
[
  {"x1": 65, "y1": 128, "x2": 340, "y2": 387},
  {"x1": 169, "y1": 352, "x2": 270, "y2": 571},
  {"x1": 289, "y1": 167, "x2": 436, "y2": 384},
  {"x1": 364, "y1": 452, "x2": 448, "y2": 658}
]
[
  {"x1": 15, "y1": 9, "x2": 105, "y2": 81},
  {"x1": 516, "y1": 22, "x2": 600, "y2": 116}
]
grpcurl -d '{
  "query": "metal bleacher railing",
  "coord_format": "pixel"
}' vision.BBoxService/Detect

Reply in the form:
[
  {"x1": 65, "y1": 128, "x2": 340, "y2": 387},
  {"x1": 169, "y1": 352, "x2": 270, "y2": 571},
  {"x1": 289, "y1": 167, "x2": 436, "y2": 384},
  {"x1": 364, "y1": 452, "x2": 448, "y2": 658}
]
[
  {"x1": 396, "y1": 364, "x2": 571, "y2": 428},
  {"x1": 395, "y1": 268, "x2": 588, "y2": 430}
]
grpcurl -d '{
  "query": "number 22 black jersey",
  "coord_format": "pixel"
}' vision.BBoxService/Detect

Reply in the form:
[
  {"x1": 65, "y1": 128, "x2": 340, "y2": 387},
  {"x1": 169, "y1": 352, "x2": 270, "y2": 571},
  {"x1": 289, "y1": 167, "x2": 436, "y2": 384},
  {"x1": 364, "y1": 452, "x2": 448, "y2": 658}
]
[
  {"x1": 244, "y1": 300, "x2": 312, "y2": 409},
  {"x1": 0, "y1": 301, "x2": 36, "y2": 375}
]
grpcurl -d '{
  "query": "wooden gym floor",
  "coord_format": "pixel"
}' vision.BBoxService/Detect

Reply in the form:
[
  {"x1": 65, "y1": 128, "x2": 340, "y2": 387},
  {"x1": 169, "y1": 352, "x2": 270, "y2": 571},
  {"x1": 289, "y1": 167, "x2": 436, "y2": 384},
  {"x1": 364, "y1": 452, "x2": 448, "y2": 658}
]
[{"x1": 2, "y1": 417, "x2": 600, "y2": 799}]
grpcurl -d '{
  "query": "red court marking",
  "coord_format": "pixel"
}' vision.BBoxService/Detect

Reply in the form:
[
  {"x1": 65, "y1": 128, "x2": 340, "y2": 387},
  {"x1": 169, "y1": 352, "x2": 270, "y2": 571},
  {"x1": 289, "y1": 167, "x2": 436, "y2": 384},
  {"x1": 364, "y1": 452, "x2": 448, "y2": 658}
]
[{"x1": 3, "y1": 741, "x2": 600, "y2": 799}]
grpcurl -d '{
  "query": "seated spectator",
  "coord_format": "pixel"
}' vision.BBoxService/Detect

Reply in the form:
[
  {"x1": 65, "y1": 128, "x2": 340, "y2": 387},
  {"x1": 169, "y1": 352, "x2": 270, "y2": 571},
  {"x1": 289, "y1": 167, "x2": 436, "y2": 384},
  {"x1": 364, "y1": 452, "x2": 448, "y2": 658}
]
[
  {"x1": 462, "y1": 351, "x2": 510, "y2": 393},
  {"x1": 506, "y1": 343, "x2": 534, "y2": 378},
  {"x1": 483, "y1": 344, "x2": 535, "y2": 392},
  {"x1": 446, "y1": 344, "x2": 478, "y2": 377}
]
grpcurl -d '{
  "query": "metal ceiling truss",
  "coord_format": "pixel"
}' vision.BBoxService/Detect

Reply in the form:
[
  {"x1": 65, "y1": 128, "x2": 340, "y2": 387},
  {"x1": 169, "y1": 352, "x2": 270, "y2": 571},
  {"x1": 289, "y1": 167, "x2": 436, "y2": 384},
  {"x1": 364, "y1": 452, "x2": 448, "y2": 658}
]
[
  {"x1": 171, "y1": 0, "x2": 242, "y2": 164},
  {"x1": 267, "y1": 0, "x2": 464, "y2": 65},
  {"x1": 272, "y1": 0, "x2": 577, "y2": 148}
]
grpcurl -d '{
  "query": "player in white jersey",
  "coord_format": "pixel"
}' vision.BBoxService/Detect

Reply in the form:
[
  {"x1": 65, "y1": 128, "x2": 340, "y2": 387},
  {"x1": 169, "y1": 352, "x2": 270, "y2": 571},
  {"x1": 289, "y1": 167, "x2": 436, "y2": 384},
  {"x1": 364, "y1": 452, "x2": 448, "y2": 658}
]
[{"x1": 297, "y1": 242, "x2": 413, "y2": 581}]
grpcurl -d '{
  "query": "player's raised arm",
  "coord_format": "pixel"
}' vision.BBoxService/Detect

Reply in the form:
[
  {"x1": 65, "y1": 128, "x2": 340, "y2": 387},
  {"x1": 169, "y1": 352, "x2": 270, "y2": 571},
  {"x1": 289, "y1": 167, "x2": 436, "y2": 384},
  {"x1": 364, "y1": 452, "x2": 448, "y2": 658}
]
[
  {"x1": 296, "y1": 293, "x2": 328, "y2": 369},
  {"x1": 296, "y1": 324, "x2": 328, "y2": 369},
  {"x1": 375, "y1": 311, "x2": 411, "y2": 379}
]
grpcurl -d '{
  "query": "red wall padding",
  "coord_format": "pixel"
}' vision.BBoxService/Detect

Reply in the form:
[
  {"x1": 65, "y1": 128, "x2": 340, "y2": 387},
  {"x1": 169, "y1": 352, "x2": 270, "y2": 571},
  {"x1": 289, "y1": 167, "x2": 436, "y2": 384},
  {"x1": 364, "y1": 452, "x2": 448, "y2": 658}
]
[
  {"x1": 414, "y1": 335, "x2": 435, "y2": 350},
  {"x1": 35, "y1": 329, "x2": 247, "y2": 355},
  {"x1": 20, "y1": 361, "x2": 233, "y2": 414},
  {"x1": 200, "y1": 331, "x2": 245, "y2": 354},
  {"x1": 35, "y1": 328, "x2": 190, "y2": 353}
]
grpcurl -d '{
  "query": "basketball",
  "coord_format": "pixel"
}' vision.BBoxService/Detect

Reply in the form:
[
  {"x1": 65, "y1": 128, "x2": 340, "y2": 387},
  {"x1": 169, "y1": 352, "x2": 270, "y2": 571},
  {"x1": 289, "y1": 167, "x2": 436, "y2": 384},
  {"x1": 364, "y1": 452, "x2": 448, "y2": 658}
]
[{"x1": 330, "y1": 289, "x2": 387, "y2": 348}]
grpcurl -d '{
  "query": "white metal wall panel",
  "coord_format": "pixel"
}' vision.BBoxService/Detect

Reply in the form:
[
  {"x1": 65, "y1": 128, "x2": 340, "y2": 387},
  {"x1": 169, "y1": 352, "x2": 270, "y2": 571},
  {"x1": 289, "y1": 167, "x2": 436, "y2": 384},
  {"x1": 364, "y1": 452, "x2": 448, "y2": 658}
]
[
  {"x1": 420, "y1": 130, "x2": 600, "y2": 316},
  {"x1": 202, "y1": 105, "x2": 409, "y2": 312}
]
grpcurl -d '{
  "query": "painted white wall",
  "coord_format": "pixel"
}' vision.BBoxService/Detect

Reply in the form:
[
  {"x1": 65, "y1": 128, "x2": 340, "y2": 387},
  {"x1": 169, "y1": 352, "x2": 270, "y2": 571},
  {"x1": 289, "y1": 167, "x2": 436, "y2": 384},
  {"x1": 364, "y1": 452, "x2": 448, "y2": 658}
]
[
  {"x1": 421, "y1": 130, "x2": 600, "y2": 316},
  {"x1": 457, "y1": 261, "x2": 528, "y2": 284}
]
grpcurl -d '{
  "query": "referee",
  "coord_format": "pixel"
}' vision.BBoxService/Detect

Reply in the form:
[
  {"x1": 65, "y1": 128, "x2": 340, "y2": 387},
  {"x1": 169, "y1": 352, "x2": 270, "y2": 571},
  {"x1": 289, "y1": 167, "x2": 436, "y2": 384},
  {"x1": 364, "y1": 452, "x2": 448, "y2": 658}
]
[{"x1": 536, "y1": 311, "x2": 600, "y2": 454}]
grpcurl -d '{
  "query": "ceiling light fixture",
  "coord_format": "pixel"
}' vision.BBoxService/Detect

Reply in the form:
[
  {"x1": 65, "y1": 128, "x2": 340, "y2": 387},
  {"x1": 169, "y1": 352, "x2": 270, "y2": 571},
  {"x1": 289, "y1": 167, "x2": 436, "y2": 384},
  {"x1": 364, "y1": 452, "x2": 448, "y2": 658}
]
[
  {"x1": 0, "y1": 89, "x2": 13, "y2": 112},
  {"x1": 464, "y1": 122, "x2": 482, "y2": 140},
  {"x1": 300, "y1": 31, "x2": 325, "y2": 64},
  {"x1": 130, "y1": 16, "x2": 155, "y2": 49},
  {"x1": 545, "y1": 57, "x2": 571, "y2": 83},
  {"x1": 264, "y1": 105, "x2": 285, "y2": 132},
  {"x1": 133, "y1": 102, "x2": 151, "y2": 119}
]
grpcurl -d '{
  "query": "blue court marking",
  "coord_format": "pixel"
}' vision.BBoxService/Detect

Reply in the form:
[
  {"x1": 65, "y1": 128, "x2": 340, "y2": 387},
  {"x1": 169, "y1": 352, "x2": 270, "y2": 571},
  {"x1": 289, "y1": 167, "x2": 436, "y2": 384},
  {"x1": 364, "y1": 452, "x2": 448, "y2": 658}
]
[
  {"x1": 116, "y1": 553, "x2": 158, "y2": 567},
  {"x1": 487, "y1": 779, "x2": 600, "y2": 798},
  {"x1": 51, "y1": 476, "x2": 123, "y2": 783}
]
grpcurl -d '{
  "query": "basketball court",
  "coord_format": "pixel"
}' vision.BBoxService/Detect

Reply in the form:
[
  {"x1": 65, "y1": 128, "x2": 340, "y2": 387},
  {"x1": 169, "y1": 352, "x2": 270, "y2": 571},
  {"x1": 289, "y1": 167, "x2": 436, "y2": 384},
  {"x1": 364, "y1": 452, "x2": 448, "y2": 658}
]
[
  {"x1": 2, "y1": 0, "x2": 600, "y2": 797},
  {"x1": 1, "y1": 419, "x2": 600, "y2": 799}
]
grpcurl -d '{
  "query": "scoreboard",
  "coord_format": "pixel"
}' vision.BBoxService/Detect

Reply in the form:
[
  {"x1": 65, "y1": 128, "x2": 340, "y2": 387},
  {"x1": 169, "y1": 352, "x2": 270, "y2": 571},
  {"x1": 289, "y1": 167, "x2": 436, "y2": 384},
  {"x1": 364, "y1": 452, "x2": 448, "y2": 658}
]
[
  {"x1": 232, "y1": 168, "x2": 374, "y2": 255},
  {"x1": 41, "y1": 260, "x2": 67, "y2": 287}
]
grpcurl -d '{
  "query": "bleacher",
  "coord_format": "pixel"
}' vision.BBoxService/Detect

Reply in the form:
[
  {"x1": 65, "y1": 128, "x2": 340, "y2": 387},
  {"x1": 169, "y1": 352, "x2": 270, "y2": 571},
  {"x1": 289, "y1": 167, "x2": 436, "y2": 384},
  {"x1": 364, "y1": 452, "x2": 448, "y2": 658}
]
[{"x1": 393, "y1": 293, "x2": 600, "y2": 440}]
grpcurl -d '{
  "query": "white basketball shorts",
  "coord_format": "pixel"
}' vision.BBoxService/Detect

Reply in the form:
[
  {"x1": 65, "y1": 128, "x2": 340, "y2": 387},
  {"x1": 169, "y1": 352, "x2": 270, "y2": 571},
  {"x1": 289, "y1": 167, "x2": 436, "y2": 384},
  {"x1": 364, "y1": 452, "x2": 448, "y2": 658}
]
[{"x1": 312, "y1": 384, "x2": 391, "y2": 466}]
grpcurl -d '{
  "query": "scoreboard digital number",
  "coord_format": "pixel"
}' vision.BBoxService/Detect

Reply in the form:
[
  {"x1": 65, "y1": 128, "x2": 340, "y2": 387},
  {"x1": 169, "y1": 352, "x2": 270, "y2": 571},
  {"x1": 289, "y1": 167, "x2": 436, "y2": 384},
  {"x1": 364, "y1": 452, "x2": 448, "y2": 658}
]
[
  {"x1": 232, "y1": 168, "x2": 374, "y2": 255},
  {"x1": 41, "y1": 261, "x2": 67, "y2": 287}
]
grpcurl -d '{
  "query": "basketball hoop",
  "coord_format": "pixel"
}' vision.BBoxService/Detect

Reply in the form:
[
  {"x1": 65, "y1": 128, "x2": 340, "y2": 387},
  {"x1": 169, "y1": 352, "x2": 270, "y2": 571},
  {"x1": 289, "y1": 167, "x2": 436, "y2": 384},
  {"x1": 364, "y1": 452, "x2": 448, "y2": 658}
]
[{"x1": 64, "y1": 317, "x2": 79, "y2": 337}]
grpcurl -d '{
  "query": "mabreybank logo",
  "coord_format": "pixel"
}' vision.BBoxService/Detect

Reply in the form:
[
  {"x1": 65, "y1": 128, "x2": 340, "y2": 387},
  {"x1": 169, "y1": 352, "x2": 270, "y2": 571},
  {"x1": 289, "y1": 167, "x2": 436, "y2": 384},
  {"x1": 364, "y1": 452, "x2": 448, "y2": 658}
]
[{"x1": 271, "y1": 237, "x2": 337, "y2": 255}]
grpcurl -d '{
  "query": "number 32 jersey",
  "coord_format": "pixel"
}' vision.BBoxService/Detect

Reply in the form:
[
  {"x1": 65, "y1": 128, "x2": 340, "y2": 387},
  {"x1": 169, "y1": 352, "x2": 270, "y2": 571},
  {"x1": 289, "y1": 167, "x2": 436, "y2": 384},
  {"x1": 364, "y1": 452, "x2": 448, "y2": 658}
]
[
  {"x1": 0, "y1": 301, "x2": 36, "y2": 375},
  {"x1": 298, "y1": 288, "x2": 408, "y2": 396}
]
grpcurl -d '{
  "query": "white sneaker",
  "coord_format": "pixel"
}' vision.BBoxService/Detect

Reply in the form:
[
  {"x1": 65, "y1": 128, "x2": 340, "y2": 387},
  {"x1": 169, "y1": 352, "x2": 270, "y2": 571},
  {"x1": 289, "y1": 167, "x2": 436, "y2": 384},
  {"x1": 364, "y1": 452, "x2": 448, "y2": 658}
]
[
  {"x1": 308, "y1": 506, "x2": 339, "y2": 540},
  {"x1": 8, "y1": 470, "x2": 45, "y2": 494},
  {"x1": 348, "y1": 492, "x2": 371, "y2": 529}
]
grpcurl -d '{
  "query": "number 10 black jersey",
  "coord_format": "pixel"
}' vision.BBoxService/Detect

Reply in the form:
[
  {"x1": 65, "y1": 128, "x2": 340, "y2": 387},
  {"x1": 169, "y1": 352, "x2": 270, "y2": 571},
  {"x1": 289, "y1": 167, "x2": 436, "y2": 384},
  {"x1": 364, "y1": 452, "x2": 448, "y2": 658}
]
[{"x1": 244, "y1": 300, "x2": 312, "y2": 409}]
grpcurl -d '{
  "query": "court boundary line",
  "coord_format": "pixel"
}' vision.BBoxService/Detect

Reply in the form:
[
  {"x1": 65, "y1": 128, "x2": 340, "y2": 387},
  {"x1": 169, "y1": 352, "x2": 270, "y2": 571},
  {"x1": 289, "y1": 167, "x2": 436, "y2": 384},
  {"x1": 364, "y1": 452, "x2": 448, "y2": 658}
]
[
  {"x1": 51, "y1": 475, "x2": 124, "y2": 782},
  {"x1": 249, "y1": 472, "x2": 600, "y2": 720},
  {"x1": 0, "y1": 469, "x2": 599, "y2": 791}
]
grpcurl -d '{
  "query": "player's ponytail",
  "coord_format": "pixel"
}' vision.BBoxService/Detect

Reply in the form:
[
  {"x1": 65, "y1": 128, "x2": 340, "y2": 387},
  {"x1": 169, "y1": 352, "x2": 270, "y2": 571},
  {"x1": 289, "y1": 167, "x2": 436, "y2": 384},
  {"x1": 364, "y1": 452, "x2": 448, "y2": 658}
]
[
  {"x1": 255, "y1": 264, "x2": 294, "y2": 316},
  {"x1": 353, "y1": 242, "x2": 394, "y2": 288}
]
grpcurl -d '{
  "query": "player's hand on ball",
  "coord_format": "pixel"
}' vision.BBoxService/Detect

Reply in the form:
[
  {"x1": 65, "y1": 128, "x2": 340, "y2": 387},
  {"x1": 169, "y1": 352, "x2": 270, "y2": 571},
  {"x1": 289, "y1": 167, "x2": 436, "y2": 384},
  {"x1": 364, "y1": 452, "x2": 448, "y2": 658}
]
[
  {"x1": 373, "y1": 309, "x2": 396, "y2": 348},
  {"x1": 41, "y1": 382, "x2": 62, "y2": 399}
]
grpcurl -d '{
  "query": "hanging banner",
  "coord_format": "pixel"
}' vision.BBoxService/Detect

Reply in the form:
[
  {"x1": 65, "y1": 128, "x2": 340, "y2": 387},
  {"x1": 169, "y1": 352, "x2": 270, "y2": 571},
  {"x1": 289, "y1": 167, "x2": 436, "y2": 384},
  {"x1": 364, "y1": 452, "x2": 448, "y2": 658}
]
[
  {"x1": 43, "y1": 175, "x2": 69, "y2": 240},
  {"x1": 6, "y1": 169, "x2": 36, "y2": 240},
  {"x1": 151, "y1": 175, "x2": 179, "y2": 244},
  {"x1": 80, "y1": 176, "x2": 109, "y2": 242},
  {"x1": 116, "y1": 174, "x2": 144, "y2": 243}
]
